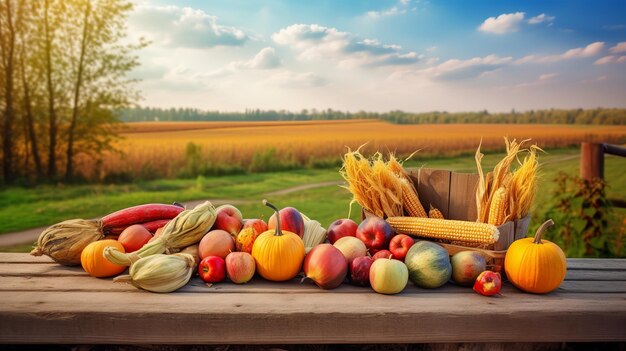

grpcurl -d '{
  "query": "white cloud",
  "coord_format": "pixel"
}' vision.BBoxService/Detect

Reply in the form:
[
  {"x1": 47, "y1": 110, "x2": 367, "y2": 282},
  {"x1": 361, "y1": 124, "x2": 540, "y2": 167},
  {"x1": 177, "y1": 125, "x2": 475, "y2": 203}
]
[
  {"x1": 367, "y1": 7, "x2": 407, "y2": 19},
  {"x1": 247, "y1": 47, "x2": 282, "y2": 69},
  {"x1": 594, "y1": 55, "x2": 626, "y2": 65},
  {"x1": 264, "y1": 71, "x2": 328, "y2": 88},
  {"x1": 129, "y1": 5, "x2": 248, "y2": 48},
  {"x1": 539, "y1": 73, "x2": 558, "y2": 81},
  {"x1": 515, "y1": 42, "x2": 605, "y2": 64},
  {"x1": 418, "y1": 55, "x2": 513, "y2": 80},
  {"x1": 595, "y1": 55, "x2": 615, "y2": 65},
  {"x1": 528, "y1": 13, "x2": 555, "y2": 25},
  {"x1": 205, "y1": 47, "x2": 281, "y2": 77},
  {"x1": 513, "y1": 73, "x2": 557, "y2": 88},
  {"x1": 366, "y1": 0, "x2": 413, "y2": 19},
  {"x1": 478, "y1": 12, "x2": 525, "y2": 34},
  {"x1": 272, "y1": 24, "x2": 421, "y2": 68},
  {"x1": 610, "y1": 42, "x2": 626, "y2": 53}
]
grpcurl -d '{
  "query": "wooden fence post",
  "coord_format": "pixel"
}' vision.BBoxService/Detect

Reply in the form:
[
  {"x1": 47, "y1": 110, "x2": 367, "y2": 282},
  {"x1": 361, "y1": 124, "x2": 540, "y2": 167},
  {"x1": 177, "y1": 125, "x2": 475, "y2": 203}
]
[{"x1": 580, "y1": 142, "x2": 604, "y2": 182}]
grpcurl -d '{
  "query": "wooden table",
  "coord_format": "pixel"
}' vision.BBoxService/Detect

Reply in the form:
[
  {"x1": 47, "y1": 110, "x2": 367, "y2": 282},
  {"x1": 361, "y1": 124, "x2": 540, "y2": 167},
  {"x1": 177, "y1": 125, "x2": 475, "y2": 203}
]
[{"x1": 0, "y1": 253, "x2": 625, "y2": 345}]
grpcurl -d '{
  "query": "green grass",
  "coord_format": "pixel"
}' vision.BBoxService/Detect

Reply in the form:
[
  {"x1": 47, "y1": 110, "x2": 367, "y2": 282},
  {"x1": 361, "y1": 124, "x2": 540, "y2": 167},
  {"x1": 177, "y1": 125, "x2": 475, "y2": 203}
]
[
  {"x1": 1, "y1": 147, "x2": 624, "y2": 253},
  {"x1": 0, "y1": 169, "x2": 340, "y2": 234}
]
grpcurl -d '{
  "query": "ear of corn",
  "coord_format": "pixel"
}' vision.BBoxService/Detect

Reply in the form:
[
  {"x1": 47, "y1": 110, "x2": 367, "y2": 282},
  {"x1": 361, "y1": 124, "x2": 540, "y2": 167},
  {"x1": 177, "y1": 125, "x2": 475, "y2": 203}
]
[
  {"x1": 301, "y1": 213, "x2": 327, "y2": 254},
  {"x1": 487, "y1": 187, "x2": 508, "y2": 226},
  {"x1": 428, "y1": 205, "x2": 445, "y2": 219},
  {"x1": 400, "y1": 178, "x2": 428, "y2": 218},
  {"x1": 113, "y1": 253, "x2": 195, "y2": 293},
  {"x1": 386, "y1": 217, "x2": 499, "y2": 244}
]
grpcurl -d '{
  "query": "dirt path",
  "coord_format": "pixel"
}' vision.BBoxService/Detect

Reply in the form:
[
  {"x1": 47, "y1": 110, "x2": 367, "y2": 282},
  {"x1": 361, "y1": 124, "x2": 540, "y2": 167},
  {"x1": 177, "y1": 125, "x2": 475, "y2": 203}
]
[{"x1": 0, "y1": 181, "x2": 343, "y2": 248}]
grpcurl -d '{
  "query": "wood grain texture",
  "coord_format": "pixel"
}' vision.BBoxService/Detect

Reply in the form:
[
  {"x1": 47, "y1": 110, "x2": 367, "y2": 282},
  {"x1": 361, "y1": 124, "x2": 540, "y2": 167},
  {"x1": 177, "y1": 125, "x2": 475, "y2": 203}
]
[
  {"x1": 415, "y1": 168, "x2": 451, "y2": 218},
  {"x1": 448, "y1": 172, "x2": 479, "y2": 221},
  {"x1": 0, "y1": 254, "x2": 625, "y2": 344}
]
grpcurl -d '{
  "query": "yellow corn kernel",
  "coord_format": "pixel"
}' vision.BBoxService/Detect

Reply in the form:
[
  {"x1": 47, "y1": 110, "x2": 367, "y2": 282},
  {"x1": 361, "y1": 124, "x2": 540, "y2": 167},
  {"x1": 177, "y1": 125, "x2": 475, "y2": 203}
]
[
  {"x1": 400, "y1": 179, "x2": 427, "y2": 218},
  {"x1": 386, "y1": 217, "x2": 499, "y2": 244},
  {"x1": 487, "y1": 187, "x2": 508, "y2": 226},
  {"x1": 428, "y1": 205, "x2": 444, "y2": 219}
]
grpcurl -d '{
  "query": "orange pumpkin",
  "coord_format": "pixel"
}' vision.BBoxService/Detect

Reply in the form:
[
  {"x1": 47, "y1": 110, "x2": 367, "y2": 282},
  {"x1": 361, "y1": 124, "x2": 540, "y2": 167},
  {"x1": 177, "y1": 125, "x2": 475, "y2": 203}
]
[
  {"x1": 252, "y1": 200, "x2": 305, "y2": 281},
  {"x1": 505, "y1": 219, "x2": 566, "y2": 294},
  {"x1": 81, "y1": 240, "x2": 127, "y2": 278}
]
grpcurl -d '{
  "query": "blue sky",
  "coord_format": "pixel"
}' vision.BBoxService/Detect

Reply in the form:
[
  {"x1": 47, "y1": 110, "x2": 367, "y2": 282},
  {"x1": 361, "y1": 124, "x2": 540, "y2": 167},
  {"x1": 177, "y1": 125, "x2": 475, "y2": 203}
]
[{"x1": 129, "y1": 0, "x2": 626, "y2": 112}]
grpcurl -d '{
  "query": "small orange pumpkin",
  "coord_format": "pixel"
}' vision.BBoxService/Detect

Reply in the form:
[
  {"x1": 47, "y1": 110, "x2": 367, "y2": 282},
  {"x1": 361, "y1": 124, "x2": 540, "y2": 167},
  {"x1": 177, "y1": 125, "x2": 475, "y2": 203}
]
[
  {"x1": 81, "y1": 240, "x2": 127, "y2": 278},
  {"x1": 505, "y1": 219, "x2": 566, "y2": 294},
  {"x1": 251, "y1": 200, "x2": 305, "y2": 282}
]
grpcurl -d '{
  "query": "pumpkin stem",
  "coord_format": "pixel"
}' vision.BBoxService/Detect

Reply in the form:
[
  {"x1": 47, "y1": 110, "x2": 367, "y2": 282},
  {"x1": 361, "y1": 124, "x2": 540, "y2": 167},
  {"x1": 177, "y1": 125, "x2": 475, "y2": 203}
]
[
  {"x1": 263, "y1": 199, "x2": 282, "y2": 237},
  {"x1": 533, "y1": 219, "x2": 555, "y2": 244}
]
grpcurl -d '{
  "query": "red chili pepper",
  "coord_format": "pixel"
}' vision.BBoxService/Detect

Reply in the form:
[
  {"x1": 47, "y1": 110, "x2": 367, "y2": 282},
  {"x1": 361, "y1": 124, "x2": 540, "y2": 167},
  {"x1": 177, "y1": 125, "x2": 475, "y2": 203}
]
[
  {"x1": 106, "y1": 219, "x2": 171, "y2": 235},
  {"x1": 101, "y1": 204, "x2": 183, "y2": 230}
]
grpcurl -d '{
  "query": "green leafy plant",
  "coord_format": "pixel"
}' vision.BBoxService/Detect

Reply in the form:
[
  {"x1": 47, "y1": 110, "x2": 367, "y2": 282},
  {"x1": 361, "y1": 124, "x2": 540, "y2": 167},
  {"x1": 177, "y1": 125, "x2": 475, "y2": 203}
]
[{"x1": 543, "y1": 172, "x2": 623, "y2": 257}]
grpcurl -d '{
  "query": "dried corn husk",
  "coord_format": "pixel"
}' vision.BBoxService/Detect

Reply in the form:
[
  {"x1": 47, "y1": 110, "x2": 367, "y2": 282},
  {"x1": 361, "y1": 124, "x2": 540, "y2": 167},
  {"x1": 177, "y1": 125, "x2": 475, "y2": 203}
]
[
  {"x1": 508, "y1": 145, "x2": 541, "y2": 219},
  {"x1": 114, "y1": 253, "x2": 195, "y2": 293},
  {"x1": 30, "y1": 219, "x2": 104, "y2": 266},
  {"x1": 301, "y1": 213, "x2": 327, "y2": 253},
  {"x1": 340, "y1": 149, "x2": 405, "y2": 218},
  {"x1": 475, "y1": 138, "x2": 540, "y2": 223},
  {"x1": 105, "y1": 201, "x2": 216, "y2": 266}
]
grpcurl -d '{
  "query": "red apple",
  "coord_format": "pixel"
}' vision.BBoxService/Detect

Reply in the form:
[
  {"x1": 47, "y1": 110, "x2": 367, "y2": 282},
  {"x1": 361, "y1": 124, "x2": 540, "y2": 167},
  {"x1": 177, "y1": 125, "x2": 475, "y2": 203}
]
[
  {"x1": 473, "y1": 271, "x2": 502, "y2": 296},
  {"x1": 356, "y1": 217, "x2": 395, "y2": 255},
  {"x1": 242, "y1": 219, "x2": 268, "y2": 235},
  {"x1": 225, "y1": 252, "x2": 255, "y2": 284},
  {"x1": 350, "y1": 256, "x2": 374, "y2": 286},
  {"x1": 117, "y1": 225, "x2": 152, "y2": 253},
  {"x1": 198, "y1": 256, "x2": 226, "y2": 283},
  {"x1": 199, "y1": 229, "x2": 235, "y2": 259},
  {"x1": 268, "y1": 206, "x2": 305, "y2": 237},
  {"x1": 327, "y1": 219, "x2": 358, "y2": 244},
  {"x1": 372, "y1": 249, "x2": 394, "y2": 260},
  {"x1": 389, "y1": 234, "x2": 414, "y2": 261},
  {"x1": 303, "y1": 244, "x2": 348, "y2": 289},
  {"x1": 213, "y1": 205, "x2": 243, "y2": 237},
  {"x1": 333, "y1": 236, "x2": 367, "y2": 265},
  {"x1": 235, "y1": 227, "x2": 261, "y2": 254}
]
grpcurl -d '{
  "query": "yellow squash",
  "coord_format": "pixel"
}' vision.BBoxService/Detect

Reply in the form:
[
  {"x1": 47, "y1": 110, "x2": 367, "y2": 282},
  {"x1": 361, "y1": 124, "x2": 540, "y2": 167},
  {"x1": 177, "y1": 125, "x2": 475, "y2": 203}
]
[
  {"x1": 252, "y1": 200, "x2": 305, "y2": 282},
  {"x1": 505, "y1": 219, "x2": 566, "y2": 294}
]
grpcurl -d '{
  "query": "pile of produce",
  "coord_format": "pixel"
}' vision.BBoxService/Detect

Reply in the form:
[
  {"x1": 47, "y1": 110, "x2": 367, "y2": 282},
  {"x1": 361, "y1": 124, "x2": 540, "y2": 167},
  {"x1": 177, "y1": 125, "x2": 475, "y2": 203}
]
[
  {"x1": 30, "y1": 203, "x2": 184, "y2": 265},
  {"x1": 31, "y1": 139, "x2": 566, "y2": 296}
]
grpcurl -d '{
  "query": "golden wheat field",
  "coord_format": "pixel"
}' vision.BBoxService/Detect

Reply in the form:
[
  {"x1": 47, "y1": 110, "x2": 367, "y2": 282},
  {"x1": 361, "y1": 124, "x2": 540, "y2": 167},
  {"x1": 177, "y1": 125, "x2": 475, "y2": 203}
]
[{"x1": 82, "y1": 120, "x2": 626, "y2": 180}]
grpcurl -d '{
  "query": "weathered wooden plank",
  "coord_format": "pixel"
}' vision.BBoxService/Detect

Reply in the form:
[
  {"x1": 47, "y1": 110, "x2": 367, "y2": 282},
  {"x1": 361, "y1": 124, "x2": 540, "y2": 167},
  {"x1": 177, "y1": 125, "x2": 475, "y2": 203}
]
[
  {"x1": 1, "y1": 273, "x2": 625, "y2": 295},
  {"x1": 0, "y1": 291, "x2": 624, "y2": 344},
  {"x1": 566, "y1": 258, "x2": 626, "y2": 270},
  {"x1": 565, "y1": 269, "x2": 626, "y2": 281},
  {"x1": 448, "y1": 172, "x2": 479, "y2": 221},
  {"x1": 0, "y1": 252, "x2": 54, "y2": 263},
  {"x1": 558, "y1": 280, "x2": 626, "y2": 293},
  {"x1": 415, "y1": 168, "x2": 451, "y2": 218},
  {"x1": 0, "y1": 263, "x2": 90, "y2": 277}
]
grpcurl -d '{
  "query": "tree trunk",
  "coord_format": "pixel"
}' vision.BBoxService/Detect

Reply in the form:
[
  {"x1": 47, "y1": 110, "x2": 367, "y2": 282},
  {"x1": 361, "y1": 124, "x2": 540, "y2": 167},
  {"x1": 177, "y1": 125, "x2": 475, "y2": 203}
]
[
  {"x1": 65, "y1": 0, "x2": 91, "y2": 182},
  {"x1": 20, "y1": 52, "x2": 43, "y2": 179},
  {"x1": 1, "y1": 0, "x2": 16, "y2": 183},
  {"x1": 44, "y1": 0, "x2": 58, "y2": 180}
]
